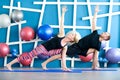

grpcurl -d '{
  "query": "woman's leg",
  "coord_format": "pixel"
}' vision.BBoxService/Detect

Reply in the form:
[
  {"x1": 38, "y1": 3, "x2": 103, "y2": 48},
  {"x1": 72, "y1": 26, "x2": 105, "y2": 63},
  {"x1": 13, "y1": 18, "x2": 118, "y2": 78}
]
[
  {"x1": 6, "y1": 45, "x2": 46, "y2": 70},
  {"x1": 41, "y1": 54, "x2": 61, "y2": 70},
  {"x1": 6, "y1": 52, "x2": 33, "y2": 70},
  {"x1": 6, "y1": 58, "x2": 19, "y2": 70}
]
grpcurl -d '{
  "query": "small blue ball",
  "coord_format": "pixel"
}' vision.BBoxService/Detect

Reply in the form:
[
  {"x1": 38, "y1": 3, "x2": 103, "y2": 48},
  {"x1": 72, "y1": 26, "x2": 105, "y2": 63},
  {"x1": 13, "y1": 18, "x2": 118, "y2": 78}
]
[
  {"x1": 99, "y1": 57, "x2": 103, "y2": 62},
  {"x1": 11, "y1": 49, "x2": 18, "y2": 57},
  {"x1": 12, "y1": 52, "x2": 18, "y2": 57},
  {"x1": 102, "y1": 58, "x2": 108, "y2": 62}
]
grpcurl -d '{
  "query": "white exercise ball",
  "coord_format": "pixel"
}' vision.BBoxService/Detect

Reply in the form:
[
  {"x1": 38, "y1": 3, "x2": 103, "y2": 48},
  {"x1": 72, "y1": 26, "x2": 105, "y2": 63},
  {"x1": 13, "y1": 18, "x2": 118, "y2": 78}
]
[
  {"x1": 0, "y1": 14, "x2": 11, "y2": 28},
  {"x1": 11, "y1": 9, "x2": 23, "y2": 22}
]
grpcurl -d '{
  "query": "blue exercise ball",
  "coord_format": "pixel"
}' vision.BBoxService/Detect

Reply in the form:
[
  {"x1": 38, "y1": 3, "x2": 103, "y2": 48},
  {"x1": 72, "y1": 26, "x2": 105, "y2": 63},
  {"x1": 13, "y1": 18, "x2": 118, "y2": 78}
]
[
  {"x1": 37, "y1": 25, "x2": 53, "y2": 40},
  {"x1": 105, "y1": 48, "x2": 120, "y2": 63}
]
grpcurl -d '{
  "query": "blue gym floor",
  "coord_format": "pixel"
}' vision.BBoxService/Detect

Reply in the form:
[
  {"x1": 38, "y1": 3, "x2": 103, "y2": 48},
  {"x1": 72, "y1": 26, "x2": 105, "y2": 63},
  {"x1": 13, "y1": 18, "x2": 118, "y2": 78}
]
[{"x1": 0, "y1": 68, "x2": 120, "y2": 80}]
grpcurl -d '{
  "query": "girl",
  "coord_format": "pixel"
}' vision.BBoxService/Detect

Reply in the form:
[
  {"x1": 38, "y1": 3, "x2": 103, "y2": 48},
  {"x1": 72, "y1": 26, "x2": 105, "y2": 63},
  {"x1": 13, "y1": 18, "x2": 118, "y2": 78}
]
[{"x1": 6, "y1": 6, "x2": 80, "y2": 71}]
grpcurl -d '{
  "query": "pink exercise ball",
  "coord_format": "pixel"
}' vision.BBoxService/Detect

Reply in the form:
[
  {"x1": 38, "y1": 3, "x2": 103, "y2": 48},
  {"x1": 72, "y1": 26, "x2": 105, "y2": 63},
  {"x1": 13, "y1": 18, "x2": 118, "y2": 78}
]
[
  {"x1": 79, "y1": 53, "x2": 93, "y2": 62},
  {"x1": 20, "y1": 27, "x2": 35, "y2": 41},
  {"x1": 0, "y1": 43, "x2": 10, "y2": 57},
  {"x1": 19, "y1": 52, "x2": 32, "y2": 66}
]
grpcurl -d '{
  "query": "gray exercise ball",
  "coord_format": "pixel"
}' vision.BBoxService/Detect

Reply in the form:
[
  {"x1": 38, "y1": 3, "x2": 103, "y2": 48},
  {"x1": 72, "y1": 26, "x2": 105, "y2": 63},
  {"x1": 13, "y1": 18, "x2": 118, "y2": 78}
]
[
  {"x1": 0, "y1": 14, "x2": 11, "y2": 28},
  {"x1": 11, "y1": 9, "x2": 23, "y2": 22}
]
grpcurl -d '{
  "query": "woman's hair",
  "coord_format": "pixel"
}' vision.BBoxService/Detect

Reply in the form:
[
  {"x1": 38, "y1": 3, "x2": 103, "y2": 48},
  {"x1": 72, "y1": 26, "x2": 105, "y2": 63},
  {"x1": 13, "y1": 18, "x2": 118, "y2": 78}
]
[
  {"x1": 74, "y1": 31, "x2": 81, "y2": 43},
  {"x1": 65, "y1": 31, "x2": 81, "y2": 43}
]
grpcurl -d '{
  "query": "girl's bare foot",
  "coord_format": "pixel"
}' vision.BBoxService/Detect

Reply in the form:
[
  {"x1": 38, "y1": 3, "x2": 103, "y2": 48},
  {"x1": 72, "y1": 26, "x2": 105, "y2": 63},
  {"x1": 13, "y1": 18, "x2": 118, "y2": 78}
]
[
  {"x1": 6, "y1": 64, "x2": 12, "y2": 71},
  {"x1": 62, "y1": 67, "x2": 72, "y2": 72},
  {"x1": 41, "y1": 63, "x2": 48, "y2": 70}
]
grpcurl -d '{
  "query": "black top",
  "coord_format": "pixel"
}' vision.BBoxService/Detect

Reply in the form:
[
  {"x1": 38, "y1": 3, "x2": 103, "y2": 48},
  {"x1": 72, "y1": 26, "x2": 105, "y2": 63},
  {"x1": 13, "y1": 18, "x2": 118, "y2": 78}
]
[
  {"x1": 66, "y1": 43, "x2": 81, "y2": 57},
  {"x1": 66, "y1": 30, "x2": 101, "y2": 57},
  {"x1": 42, "y1": 36, "x2": 64, "y2": 51},
  {"x1": 77, "y1": 30, "x2": 101, "y2": 51}
]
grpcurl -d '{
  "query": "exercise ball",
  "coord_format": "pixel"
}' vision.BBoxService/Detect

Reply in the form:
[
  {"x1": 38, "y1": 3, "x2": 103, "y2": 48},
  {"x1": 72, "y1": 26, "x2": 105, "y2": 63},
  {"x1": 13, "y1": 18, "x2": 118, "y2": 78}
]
[
  {"x1": 11, "y1": 48, "x2": 18, "y2": 57},
  {"x1": 79, "y1": 53, "x2": 93, "y2": 62},
  {"x1": 37, "y1": 24, "x2": 53, "y2": 40},
  {"x1": 19, "y1": 52, "x2": 32, "y2": 66},
  {"x1": 0, "y1": 14, "x2": 11, "y2": 28},
  {"x1": 37, "y1": 54, "x2": 50, "y2": 60},
  {"x1": 105, "y1": 48, "x2": 120, "y2": 63},
  {"x1": 11, "y1": 9, "x2": 23, "y2": 22},
  {"x1": 20, "y1": 27, "x2": 35, "y2": 41},
  {"x1": 0, "y1": 43, "x2": 10, "y2": 57}
]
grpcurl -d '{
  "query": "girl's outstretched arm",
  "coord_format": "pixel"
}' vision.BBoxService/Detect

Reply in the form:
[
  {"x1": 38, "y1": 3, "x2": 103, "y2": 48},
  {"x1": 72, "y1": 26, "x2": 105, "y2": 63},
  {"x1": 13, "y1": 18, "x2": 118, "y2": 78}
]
[
  {"x1": 58, "y1": 6, "x2": 67, "y2": 37},
  {"x1": 61, "y1": 46, "x2": 71, "y2": 71}
]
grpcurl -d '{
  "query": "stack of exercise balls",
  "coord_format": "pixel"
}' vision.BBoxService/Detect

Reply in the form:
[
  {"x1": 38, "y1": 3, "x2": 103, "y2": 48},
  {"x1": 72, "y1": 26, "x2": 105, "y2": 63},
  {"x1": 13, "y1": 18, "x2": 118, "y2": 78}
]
[
  {"x1": 0, "y1": 9, "x2": 23, "y2": 28},
  {"x1": 20, "y1": 24, "x2": 53, "y2": 41},
  {"x1": 0, "y1": 8, "x2": 54, "y2": 66},
  {"x1": 0, "y1": 8, "x2": 53, "y2": 65}
]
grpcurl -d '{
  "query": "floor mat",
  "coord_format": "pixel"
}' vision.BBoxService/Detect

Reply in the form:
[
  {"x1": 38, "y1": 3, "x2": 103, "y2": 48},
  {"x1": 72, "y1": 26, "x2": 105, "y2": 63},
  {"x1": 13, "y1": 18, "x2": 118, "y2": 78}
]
[
  {"x1": 81, "y1": 68, "x2": 117, "y2": 71},
  {"x1": 0, "y1": 68, "x2": 117, "y2": 73}
]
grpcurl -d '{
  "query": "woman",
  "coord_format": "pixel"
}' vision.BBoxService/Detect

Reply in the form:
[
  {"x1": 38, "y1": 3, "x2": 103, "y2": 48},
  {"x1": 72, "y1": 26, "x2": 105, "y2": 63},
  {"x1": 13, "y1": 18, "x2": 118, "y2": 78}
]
[
  {"x1": 41, "y1": 5, "x2": 111, "y2": 70},
  {"x1": 6, "y1": 6, "x2": 80, "y2": 71}
]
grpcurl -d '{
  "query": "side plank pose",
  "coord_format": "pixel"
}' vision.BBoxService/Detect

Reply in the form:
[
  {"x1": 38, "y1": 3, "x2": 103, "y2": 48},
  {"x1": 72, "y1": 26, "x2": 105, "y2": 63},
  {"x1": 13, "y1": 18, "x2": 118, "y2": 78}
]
[
  {"x1": 41, "y1": 5, "x2": 111, "y2": 70},
  {"x1": 6, "y1": 6, "x2": 80, "y2": 71}
]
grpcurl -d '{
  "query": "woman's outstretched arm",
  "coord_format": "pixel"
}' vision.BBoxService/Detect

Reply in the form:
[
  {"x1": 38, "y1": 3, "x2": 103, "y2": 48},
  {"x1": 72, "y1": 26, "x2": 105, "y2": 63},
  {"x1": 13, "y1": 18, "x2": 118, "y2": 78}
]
[{"x1": 58, "y1": 6, "x2": 67, "y2": 37}]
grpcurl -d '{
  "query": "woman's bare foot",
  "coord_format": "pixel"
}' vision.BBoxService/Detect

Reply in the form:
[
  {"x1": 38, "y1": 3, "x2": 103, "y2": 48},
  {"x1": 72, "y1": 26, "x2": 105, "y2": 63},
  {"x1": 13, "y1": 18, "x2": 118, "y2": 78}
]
[
  {"x1": 92, "y1": 66, "x2": 100, "y2": 70},
  {"x1": 41, "y1": 63, "x2": 48, "y2": 70},
  {"x1": 6, "y1": 64, "x2": 12, "y2": 71}
]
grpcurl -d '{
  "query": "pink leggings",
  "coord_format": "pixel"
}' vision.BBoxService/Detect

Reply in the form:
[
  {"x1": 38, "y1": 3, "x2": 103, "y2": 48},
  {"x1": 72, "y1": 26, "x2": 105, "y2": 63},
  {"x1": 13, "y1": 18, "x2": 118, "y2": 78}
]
[{"x1": 17, "y1": 45, "x2": 62, "y2": 62}]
